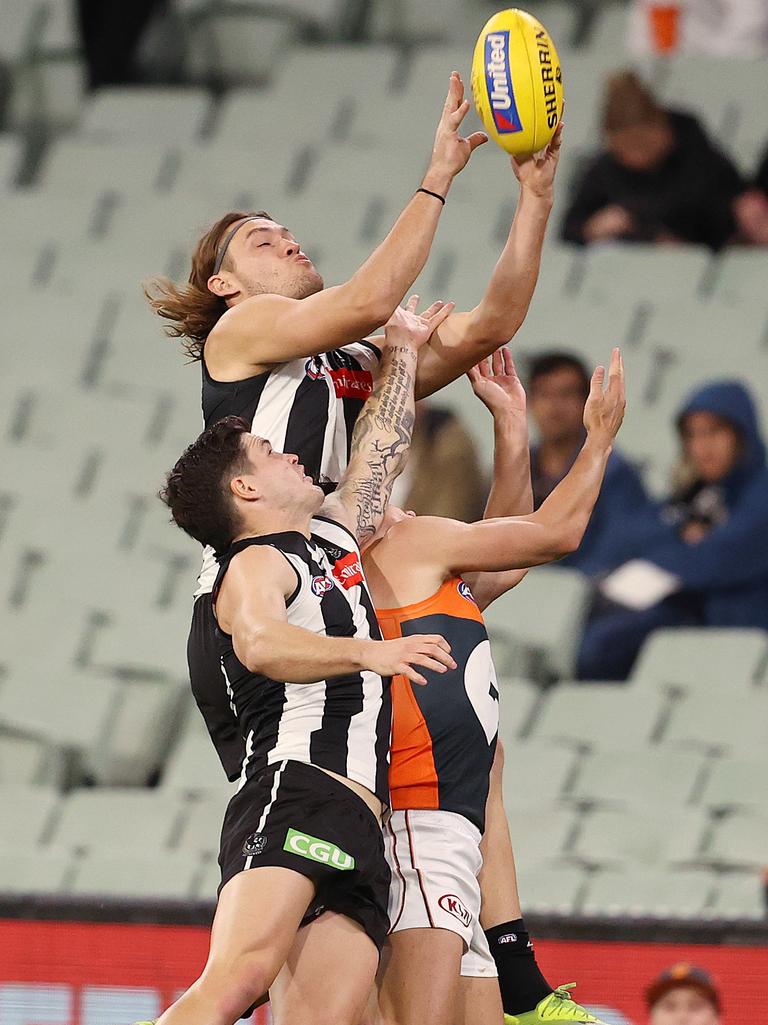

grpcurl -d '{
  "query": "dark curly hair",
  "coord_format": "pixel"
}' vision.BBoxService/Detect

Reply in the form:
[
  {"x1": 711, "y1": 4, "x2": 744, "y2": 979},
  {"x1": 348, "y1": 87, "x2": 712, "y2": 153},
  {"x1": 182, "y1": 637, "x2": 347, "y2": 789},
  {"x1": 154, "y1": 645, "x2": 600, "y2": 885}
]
[{"x1": 160, "y1": 416, "x2": 251, "y2": 553}]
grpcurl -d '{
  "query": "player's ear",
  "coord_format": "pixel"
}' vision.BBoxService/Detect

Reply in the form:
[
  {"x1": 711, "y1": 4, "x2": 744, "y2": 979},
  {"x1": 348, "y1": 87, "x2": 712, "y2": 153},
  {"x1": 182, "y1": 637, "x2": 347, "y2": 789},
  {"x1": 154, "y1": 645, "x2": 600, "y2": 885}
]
[
  {"x1": 230, "y1": 474, "x2": 261, "y2": 502},
  {"x1": 208, "y1": 272, "x2": 239, "y2": 300}
]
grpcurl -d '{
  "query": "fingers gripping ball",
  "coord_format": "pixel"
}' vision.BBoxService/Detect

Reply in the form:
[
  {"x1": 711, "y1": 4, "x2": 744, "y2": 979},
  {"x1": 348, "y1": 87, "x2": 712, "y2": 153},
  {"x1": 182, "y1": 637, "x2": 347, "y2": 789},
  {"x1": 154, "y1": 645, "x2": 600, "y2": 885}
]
[{"x1": 471, "y1": 8, "x2": 564, "y2": 157}]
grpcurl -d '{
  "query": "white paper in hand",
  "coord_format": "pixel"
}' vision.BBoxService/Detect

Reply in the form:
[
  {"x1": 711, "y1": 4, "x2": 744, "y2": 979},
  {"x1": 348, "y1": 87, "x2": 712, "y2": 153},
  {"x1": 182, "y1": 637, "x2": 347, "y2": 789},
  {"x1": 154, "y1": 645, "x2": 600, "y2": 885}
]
[{"x1": 600, "y1": 559, "x2": 680, "y2": 611}]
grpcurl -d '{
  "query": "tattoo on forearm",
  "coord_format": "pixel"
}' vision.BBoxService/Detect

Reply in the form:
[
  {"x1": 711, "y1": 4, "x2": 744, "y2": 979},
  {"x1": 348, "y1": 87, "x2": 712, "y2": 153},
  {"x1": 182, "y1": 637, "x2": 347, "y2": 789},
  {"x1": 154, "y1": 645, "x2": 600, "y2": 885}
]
[{"x1": 342, "y1": 347, "x2": 417, "y2": 545}]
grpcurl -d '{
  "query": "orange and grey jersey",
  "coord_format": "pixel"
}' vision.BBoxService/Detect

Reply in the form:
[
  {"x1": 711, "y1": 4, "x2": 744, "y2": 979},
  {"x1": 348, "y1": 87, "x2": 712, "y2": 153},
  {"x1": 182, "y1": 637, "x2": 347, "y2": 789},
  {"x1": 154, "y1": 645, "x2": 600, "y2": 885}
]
[{"x1": 377, "y1": 578, "x2": 499, "y2": 832}]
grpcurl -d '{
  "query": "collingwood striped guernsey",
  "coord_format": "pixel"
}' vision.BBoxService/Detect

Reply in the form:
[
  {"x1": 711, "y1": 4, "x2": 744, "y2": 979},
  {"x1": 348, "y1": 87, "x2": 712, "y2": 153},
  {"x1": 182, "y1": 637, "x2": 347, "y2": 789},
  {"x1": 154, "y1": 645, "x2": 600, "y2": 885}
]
[
  {"x1": 196, "y1": 341, "x2": 380, "y2": 597},
  {"x1": 211, "y1": 516, "x2": 391, "y2": 804}
]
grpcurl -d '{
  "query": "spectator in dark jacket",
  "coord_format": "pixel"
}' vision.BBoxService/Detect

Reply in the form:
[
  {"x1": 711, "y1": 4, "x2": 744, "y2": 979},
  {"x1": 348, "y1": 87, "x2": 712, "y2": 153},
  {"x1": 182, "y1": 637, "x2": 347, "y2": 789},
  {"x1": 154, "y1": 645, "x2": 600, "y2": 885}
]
[
  {"x1": 562, "y1": 71, "x2": 744, "y2": 250},
  {"x1": 734, "y1": 143, "x2": 768, "y2": 245},
  {"x1": 528, "y1": 351, "x2": 649, "y2": 575},
  {"x1": 578, "y1": 380, "x2": 768, "y2": 679}
]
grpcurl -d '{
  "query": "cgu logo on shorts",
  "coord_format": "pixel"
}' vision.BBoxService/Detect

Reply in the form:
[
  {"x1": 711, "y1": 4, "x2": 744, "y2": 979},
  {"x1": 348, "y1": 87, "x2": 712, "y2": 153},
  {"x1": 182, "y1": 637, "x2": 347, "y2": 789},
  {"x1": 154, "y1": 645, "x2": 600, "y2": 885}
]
[
  {"x1": 333, "y1": 551, "x2": 364, "y2": 589},
  {"x1": 484, "y1": 31, "x2": 523, "y2": 133},
  {"x1": 284, "y1": 828, "x2": 356, "y2": 871},
  {"x1": 438, "y1": 894, "x2": 472, "y2": 927},
  {"x1": 311, "y1": 575, "x2": 334, "y2": 596}
]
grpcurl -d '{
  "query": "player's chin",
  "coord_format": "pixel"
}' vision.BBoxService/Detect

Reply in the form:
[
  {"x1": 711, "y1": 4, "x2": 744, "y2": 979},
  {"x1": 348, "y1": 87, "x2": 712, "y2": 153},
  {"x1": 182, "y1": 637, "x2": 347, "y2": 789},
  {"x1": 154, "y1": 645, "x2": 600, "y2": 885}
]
[{"x1": 297, "y1": 268, "x2": 324, "y2": 297}]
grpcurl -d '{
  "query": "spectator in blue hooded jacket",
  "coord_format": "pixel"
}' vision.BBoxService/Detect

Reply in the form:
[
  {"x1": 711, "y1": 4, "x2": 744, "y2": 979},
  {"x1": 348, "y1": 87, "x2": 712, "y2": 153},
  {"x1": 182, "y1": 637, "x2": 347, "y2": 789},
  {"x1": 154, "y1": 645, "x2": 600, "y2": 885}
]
[{"x1": 577, "y1": 380, "x2": 768, "y2": 680}]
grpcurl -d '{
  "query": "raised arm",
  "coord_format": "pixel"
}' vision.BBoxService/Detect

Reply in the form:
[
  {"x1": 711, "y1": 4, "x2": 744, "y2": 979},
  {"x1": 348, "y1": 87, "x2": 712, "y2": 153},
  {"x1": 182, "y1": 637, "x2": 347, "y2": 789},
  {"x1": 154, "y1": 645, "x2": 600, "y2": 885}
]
[
  {"x1": 462, "y1": 349, "x2": 533, "y2": 610},
  {"x1": 215, "y1": 545, "x2": 455, "y2": 686},
  {"x1": 414, "y1": 126, "x2": 562, "y2": 400},
  {"x1": 209, "y1": 74, "x2": 486, "y2": 370},
  {"x1": 389, "y1": 349, "x2": 625, "y2": 583},
  {"x1": 322, "y1": 297, "x2": 454, "y2": 546}
]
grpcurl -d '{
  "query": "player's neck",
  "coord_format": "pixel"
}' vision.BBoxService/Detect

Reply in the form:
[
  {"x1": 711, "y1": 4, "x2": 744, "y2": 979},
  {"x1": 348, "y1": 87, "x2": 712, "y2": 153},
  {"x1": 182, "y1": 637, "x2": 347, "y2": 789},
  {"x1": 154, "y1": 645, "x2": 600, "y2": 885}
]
[{"x1": 235, "y1": 509, "x2": 312, "y2": 541}]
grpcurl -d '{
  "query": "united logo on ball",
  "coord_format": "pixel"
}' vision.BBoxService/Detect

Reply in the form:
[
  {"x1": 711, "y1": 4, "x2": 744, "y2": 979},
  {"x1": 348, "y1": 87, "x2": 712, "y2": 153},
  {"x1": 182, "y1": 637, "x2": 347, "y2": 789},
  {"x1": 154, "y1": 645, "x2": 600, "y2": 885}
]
[{"x1": 471, "y1": 7, "x2": 564, "y2": 157}]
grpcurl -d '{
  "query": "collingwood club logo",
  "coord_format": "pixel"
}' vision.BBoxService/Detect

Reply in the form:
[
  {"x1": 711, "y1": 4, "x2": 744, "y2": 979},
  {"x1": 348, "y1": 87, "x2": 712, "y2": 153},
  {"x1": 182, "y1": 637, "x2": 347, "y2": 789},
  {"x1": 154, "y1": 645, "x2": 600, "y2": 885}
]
[{"x1": 242, "y1": 833, "x2": 267, "y2": 856}]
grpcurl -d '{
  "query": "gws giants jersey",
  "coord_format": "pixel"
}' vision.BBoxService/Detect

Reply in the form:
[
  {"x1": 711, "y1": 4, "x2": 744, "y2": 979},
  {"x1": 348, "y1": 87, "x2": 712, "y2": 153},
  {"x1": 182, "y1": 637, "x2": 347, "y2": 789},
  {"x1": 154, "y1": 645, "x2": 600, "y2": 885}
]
[
  {"x1": 197, "y1": 341, "x2": 380, "y2": 597},
  {"x1": 211, "y1": 516, "x2": 391, "y2": 804},
  {"x1": 376, "y1": 578, "x2": 499, "y2": 832}
]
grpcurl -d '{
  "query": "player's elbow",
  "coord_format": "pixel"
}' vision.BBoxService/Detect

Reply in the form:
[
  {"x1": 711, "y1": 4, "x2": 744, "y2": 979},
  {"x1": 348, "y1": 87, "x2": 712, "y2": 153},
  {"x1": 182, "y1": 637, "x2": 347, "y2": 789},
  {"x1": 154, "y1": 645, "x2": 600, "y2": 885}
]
[
  {"x1": 346, "y1": 279, "x2": 396, "y2": 331},
  {"x1": 536, "y1": 520, "x2": 582, "y2": 561}
]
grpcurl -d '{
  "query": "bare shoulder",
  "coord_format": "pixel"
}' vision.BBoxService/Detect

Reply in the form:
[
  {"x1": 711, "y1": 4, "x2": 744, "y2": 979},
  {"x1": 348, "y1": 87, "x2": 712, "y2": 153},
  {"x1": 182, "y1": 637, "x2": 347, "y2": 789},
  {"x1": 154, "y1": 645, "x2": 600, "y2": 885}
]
[
  {"x1": 382, "y1": 515, "x2": 467, "y2": 560},
  {"x1": 206, "y1": 295, "x2": 288, "y2": 375},
  {"x1": 223, "y1": 544, "x2": 296, "y2": 596}
]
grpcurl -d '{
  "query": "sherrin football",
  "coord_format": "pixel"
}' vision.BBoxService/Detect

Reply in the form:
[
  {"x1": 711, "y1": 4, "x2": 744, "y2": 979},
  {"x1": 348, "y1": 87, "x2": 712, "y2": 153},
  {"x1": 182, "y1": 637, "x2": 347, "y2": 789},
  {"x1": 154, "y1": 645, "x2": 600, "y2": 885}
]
[{"x1": 471, "y1": 8, "x2": 564, "y2": 157}]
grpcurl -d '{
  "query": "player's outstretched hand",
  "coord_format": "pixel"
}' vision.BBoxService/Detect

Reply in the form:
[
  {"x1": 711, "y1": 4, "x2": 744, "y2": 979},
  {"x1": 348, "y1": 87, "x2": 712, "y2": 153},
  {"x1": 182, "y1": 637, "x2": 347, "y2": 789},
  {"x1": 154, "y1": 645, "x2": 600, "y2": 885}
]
[
  {"x1": 365, "y1": 634, "x2": 457, "y2": 686},
  {"x1": 583, "y1": 347, "x2": 626, "y2": 444},
  {"x1": 428, "y1": 72, "x2": 488, "y2": 181},
  {"x1": 511, "y1": 120, "x2": 563, "y2": 199},
  {"x1": 383, "y1": 294, "x2": 455, "y2": 352},
  {"x1": 468, "y1": 346, "x2": 526, "y2": 422}
]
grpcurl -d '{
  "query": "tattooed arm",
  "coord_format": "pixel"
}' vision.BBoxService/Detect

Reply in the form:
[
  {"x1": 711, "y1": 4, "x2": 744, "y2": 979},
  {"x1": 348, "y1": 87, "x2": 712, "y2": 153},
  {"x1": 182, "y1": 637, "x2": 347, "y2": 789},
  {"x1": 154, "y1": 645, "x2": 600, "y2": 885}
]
[{"x1": 321, "y1": 296, "x2": 454, "y2": 547}]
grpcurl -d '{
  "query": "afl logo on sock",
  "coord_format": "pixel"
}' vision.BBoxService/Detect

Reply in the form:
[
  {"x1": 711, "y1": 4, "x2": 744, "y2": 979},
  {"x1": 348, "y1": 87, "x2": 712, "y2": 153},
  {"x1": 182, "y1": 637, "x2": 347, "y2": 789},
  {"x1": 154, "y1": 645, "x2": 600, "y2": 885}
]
[
  {"x1": 311, "y1": 575, "x2": 334, "y2": 596},
  {"x1": 497, "y1": 933, "x2": 517, "y2": 943},
  {"x1": 439, "y1": 894, "x2": 472, "y2": 927}
]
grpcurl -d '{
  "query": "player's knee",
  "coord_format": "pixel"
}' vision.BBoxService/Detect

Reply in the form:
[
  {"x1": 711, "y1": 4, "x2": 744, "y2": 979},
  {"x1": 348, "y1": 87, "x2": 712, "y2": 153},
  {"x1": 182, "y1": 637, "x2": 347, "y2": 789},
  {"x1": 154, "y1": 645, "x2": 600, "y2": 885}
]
[{"x1": 202, "y1": 951, "x2": 275, "y2": 1019}]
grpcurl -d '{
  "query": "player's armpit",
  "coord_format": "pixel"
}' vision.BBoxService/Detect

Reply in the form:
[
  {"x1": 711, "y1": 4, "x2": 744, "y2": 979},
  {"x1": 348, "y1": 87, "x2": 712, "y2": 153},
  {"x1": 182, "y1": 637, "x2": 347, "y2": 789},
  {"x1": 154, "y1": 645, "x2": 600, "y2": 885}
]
[
  {"x1": 461, "y1": 568, "x2": 528, "y2": 613},
  {"x1": 209, "y1": 285, "x2": 391, "y2": 370}
]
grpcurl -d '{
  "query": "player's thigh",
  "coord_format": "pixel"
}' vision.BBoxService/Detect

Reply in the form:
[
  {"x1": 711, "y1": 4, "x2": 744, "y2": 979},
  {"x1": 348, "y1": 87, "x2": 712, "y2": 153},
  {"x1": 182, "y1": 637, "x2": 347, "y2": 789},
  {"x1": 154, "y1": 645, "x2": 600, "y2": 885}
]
[
  {"x1": 270, "y1": 910, "x2": 379, "y2": 1025},
  {"x1": 457, "y1": 974, "x2": 504, "y2": 1025},
  {"x1": 204, "y1": 866, "x2": 315, "y2": 980},
  {"x1": 377, "y1": 927, "x2": 464, "y2": 1025}
]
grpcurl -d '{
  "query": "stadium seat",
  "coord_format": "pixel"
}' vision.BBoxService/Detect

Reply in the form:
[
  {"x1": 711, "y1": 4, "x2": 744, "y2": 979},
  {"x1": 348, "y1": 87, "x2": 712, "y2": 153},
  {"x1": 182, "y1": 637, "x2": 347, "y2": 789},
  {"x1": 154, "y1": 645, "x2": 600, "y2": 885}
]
[
  {"x1": 175, "y1": 791, "x2": 233, "y2": 857},
  {"x1": 0, "y1": 135, "x2": 22, "y2": 190},
  {"x1": 186, "y1": 10, "x2": 296, "y2": 86},
  {"x1": 0, "y1": 665, "x2": 122, "y2": 760},
  {"x1": 38, "y1": 141, "x2": 177, "y2": 194},
  {"x1": 88, "y1": 603, "x2": 192, "y2": 681},
  {"x1": 482, "y1": 566, "x2": 591, "y2": 680},
  {"x1": 568, "y1": 748, "x2": 707, "y2": 808},
  {"x1": 0, "y1": 847, "x2": 74, "y2": 895},
  {"x1": 529, "y1": 682, "x2": 667, "y2": 751},
  {"x1": 630, "y1": 628, "x2": 768, "y2": 694},
  {"x1": 579, "y1": 243, "x2": 712, "y2": 305},
  {"x1": 515, "y1": 863, "x2": 587, "y2": 915},
  {"x1": 504, "y1": 806, "x2": 579, "y2": 873},
  {"x1": 161, "y1": 710, "x2": 238, "y2": 797},
  {"x1": 496, "y1": 677, "x2": 541, "y2": 740},
  {"x1": 78, "y1": 88, "x2": 211, "y2": 144},
  {"x1": 85, "y1": 679, "x2": 188, "y2": 786},
  {"x1": 661, "y1": 691, "x2": 768, "y2": 756},
  {"x1": 700, "y1": 758, "x2": 768, "y2": 813},
  {"x1": 0, "y1": 735, "x2": 64, "y2": 786},
  {"x1": 0, "y1": 785, "x2": 60, "y2": 846},
  {"x1": 707, "y1": 812, "x2": 768, "y2": 869},
  {"x1": 500, "y1": 738, "x2": 580, "y2": 808},
  {"x1": 708, "y1": 871, "x2": 767, "y2": 921},
  {"x1": 69, "y1": 851, "x2": 201, "y2": 900},
  {"x1": 51, "y1": 789, "x2": 187, "y2": 853},
  {"x1": 712, "y1": 249, "x2": 768, "y2": 308},
  {"x1": 571, "y1": 806, "x2": 709, "y2": 868},
  {"x1": 582, "y1": 867, "x2": 714, "y2": 918}
]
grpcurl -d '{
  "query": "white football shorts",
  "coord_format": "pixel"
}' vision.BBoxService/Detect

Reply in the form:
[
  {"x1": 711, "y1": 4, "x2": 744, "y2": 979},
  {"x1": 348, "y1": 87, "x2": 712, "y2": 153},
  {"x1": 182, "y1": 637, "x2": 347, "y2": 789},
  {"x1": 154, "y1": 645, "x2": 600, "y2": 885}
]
[{"x1": 383, "y1": 808, "x2": 497, "y2": 978}]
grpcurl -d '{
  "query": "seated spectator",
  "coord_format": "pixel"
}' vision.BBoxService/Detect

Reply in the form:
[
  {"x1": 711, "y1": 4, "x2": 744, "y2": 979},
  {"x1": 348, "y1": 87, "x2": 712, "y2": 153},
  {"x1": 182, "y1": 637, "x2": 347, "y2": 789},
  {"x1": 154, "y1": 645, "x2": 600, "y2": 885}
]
[
  {"x1": 578, "y1": 380, "x2": 768, "y2": 680},
  {"x1": 734, "y1": 144, "x2": 768, "y2": 245},
  {"x1": 389, "y1": 401, "x2": 486, "y2": 521},
  {"x1": 527, "y1": 351, "x2": 649, "y2": 575},
  {"x1": 561, "y1": 71, "x2": 743, "y2": 250},
  {"x1": 645, "y1": 964, "x2": 722, "y2": 1025},
  {"x1": 629, "y1": 0, "x2": 768, "y2": 58}
]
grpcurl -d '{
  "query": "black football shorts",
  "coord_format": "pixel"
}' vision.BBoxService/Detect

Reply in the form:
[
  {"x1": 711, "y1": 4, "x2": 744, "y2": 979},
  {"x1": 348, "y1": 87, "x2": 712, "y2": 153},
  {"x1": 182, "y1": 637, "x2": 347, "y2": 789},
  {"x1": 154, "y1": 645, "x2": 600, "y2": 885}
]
[{"x1": 219, "y1": 759, "x2": 391, "y2": 951}]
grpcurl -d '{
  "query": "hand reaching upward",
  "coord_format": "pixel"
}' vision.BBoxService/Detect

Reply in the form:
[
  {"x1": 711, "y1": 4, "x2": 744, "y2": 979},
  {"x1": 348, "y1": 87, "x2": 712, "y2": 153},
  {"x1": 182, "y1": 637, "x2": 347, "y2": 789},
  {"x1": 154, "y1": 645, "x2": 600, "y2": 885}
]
[
  {"x1": 583, "y1": 347, "x2": 626, "y2": 444},
  {"x1": 468, "y1": 346, "x2": 527, "y2": 422}
]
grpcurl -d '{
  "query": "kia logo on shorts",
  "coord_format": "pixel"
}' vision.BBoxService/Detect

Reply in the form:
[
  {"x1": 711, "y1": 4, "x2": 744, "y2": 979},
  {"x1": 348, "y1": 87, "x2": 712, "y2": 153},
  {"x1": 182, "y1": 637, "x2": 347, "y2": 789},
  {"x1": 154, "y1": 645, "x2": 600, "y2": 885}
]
[
  {"x1": 311, "y1": 575, "x2": 334, "y2": 596},
  {"x1": 438, "y1": 894, "x2": 472, "y2": 927}
]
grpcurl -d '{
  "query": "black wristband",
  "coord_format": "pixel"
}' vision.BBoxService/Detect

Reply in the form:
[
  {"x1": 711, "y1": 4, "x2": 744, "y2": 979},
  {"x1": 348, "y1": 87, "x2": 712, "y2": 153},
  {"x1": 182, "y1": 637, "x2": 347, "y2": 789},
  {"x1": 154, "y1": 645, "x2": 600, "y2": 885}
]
[{"x1": 417, "y1": 187, "x2": 446, "y2": 205}]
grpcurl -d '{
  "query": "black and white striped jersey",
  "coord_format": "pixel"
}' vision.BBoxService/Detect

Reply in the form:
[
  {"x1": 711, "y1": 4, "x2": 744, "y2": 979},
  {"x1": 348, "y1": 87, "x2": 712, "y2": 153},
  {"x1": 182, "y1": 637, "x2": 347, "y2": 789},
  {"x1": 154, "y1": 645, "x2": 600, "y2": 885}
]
[
  {"x1": 211, "y1": 515, "x2": 391, "y2": 804},
  {"x1": 196, "y1": 340, "x2": 380, "y2": 597}
]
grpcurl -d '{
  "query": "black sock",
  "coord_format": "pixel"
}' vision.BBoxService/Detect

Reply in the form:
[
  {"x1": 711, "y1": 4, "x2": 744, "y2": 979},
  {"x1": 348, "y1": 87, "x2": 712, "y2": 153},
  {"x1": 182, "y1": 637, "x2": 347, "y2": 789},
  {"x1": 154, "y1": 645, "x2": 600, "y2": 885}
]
[{"x1": 485, "y1": 918, "x2": 553, "y2": 1016}]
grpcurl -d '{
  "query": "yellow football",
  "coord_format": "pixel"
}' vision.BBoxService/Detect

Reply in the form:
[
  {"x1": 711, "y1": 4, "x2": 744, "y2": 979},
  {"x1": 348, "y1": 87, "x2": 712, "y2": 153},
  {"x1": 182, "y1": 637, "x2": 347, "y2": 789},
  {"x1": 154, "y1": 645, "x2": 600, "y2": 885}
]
[{"x1": 471, "y1": 8, "x2": 564, "y2": 157}]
